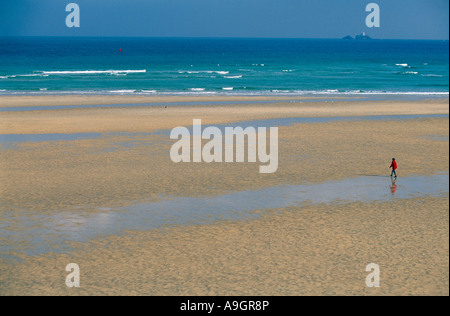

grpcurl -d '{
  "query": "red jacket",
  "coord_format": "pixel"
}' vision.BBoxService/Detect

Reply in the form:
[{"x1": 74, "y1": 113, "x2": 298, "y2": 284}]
[{"x1": 390, "y1": 161, "x2": 398, "y2": 170}]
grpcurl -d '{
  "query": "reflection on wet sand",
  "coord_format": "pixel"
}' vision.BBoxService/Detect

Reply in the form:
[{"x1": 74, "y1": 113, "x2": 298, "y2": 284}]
[
  {"x1": 390, "y1": 177, "x2": 398, "y2": 195},
  {"x1": 0, "y1": 174, "x2": 447, "y2": 257}
]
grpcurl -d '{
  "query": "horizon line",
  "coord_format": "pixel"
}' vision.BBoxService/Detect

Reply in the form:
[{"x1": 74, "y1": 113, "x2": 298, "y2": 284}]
[{"x1": 0, "y1": 35, "x2": 449, "y2": 41}]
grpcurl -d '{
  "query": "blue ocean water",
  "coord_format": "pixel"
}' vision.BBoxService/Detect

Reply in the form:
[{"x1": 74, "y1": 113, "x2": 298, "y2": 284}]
[{"x1": 0, "y1": 37, "x2": 448, "y2": 97}]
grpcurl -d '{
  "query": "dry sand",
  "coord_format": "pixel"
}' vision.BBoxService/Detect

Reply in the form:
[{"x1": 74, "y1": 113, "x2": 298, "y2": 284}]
[{"x1": 0, "y1": 96, "x2": 448, "y2": 296}]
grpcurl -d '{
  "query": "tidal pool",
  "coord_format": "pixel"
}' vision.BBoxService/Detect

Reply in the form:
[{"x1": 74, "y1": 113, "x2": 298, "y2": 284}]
[{"x1": 0, "y1": 173, "x2": 447, "y2": 258}]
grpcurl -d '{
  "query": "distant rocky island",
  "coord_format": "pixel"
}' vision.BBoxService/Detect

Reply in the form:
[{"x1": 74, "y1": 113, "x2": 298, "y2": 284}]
[{"x1": 342, "y1": 32, "x2": 373, "y2": 40}]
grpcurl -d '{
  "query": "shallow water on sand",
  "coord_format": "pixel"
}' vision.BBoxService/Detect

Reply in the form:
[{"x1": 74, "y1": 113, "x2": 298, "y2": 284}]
[
  {"x1": 1, "y1": 114, "x2": 447, "y2": 147},
  {"x1": 0, "y1": 173, "x2": 448, "y2": 258}
]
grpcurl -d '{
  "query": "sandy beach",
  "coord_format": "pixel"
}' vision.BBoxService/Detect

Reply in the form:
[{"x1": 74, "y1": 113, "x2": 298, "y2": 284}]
[
  {"x1": 0, "y1": 96, "x2": 448, "y2": 296},
  {"x1": 0, "y1": 97, "x2": 447, "y2": 135},
  {"x1": 0, "y1": 95, "x2": 330, "y2": 108}
]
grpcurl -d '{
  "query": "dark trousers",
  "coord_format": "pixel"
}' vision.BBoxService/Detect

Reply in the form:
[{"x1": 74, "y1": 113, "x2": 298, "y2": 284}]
[{"x1": 391, "y1": 169, "x2": 397, "y2": 177}]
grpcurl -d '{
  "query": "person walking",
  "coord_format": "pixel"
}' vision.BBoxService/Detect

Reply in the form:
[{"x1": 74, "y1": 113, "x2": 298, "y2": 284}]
[{"x1": 390, "y1": 158, "x2": 398, "y2": 178}]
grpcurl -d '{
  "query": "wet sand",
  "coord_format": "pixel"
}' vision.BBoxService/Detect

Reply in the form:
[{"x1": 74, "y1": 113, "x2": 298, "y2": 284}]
[
  {"x1": 0, "y1": 96, "x2": 448, "y2": 296},
  {"x1": 1, "y1": 196, "x2": 448, "y2": 296},
  {"x1": 0, "y1": 95, "x2": 328, "y2": 108},
  {"x1": 0, "y1": 98, "x2": 448, "y2": 135}
]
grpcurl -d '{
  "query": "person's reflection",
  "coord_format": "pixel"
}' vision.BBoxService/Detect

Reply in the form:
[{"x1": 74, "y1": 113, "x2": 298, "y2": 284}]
[{"x1": 390, "y1": 177, "x2": 397, "y2": 195}]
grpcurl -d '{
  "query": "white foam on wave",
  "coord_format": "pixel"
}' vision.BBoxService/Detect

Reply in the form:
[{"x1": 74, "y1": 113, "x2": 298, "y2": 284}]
[
  {"x1": 179, "y1": 70, "x2": 230, "y2": 75},
  {"x1": 41, "y1": 70, "x2": 147, "y2": 75},
  {"x1": 1, "y1": 87, "x2": 448, "y2": 97},
  {"x1": 189, "y1": 88, "x2": 206, "y2": 91},
  {"x1": 163, "y1": 91, "x2": 217, "y2": 95},
  {"x1": 265, "y1": 89, "x2": 449, "y2": 96},
  {"x1": 313, "y1": 90, "x2": 449, "y2": 96},
  {"x1": 421, "y1": 74, "x2": 444, "y2": 77},
  {"x1": 21, "y1": 74, "x2": 49, "y2": 77},
  {"x1": 396, "y1": 63, "x2": 409, "y2": 67},
  {"x1": 0, "y1": 74, "x2": 49, "y2": 79},
  {"x1": 403, "y1": 71, "x2": 418, "y2": 75},
  {"x1": 271, "y1": 90, "x2": 291, "y2": 93},
  {"x1": 108, "y1": 90, "x2": 137, "y2": 94},
  {"x1": 131, "y1": 90, "x2": 449, "y2": 97},
  {"x1": 224, "y1": 75, "x2": 243, "y2": 79}
]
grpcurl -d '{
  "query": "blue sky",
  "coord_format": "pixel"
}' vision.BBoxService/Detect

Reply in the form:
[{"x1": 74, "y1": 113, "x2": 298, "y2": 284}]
[{"x1": 0, "y1": 0, "x2": 448, "y2": 39}]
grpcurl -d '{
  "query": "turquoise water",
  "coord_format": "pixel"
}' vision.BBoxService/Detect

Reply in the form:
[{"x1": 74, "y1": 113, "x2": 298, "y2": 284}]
[{"x1": 0, "y1": 37, "x2": 448, "y2": 97}]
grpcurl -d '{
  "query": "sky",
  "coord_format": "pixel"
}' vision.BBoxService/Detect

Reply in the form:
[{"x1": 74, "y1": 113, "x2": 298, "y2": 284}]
[{"x1": 0, "y1": 0, "x2": 448, "y2": 39}]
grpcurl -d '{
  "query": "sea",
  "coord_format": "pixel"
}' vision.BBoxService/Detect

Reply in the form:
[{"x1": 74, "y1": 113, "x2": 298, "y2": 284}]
[{"x1": 0, "y1": 37, "x2": 448, "y2": 98}]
